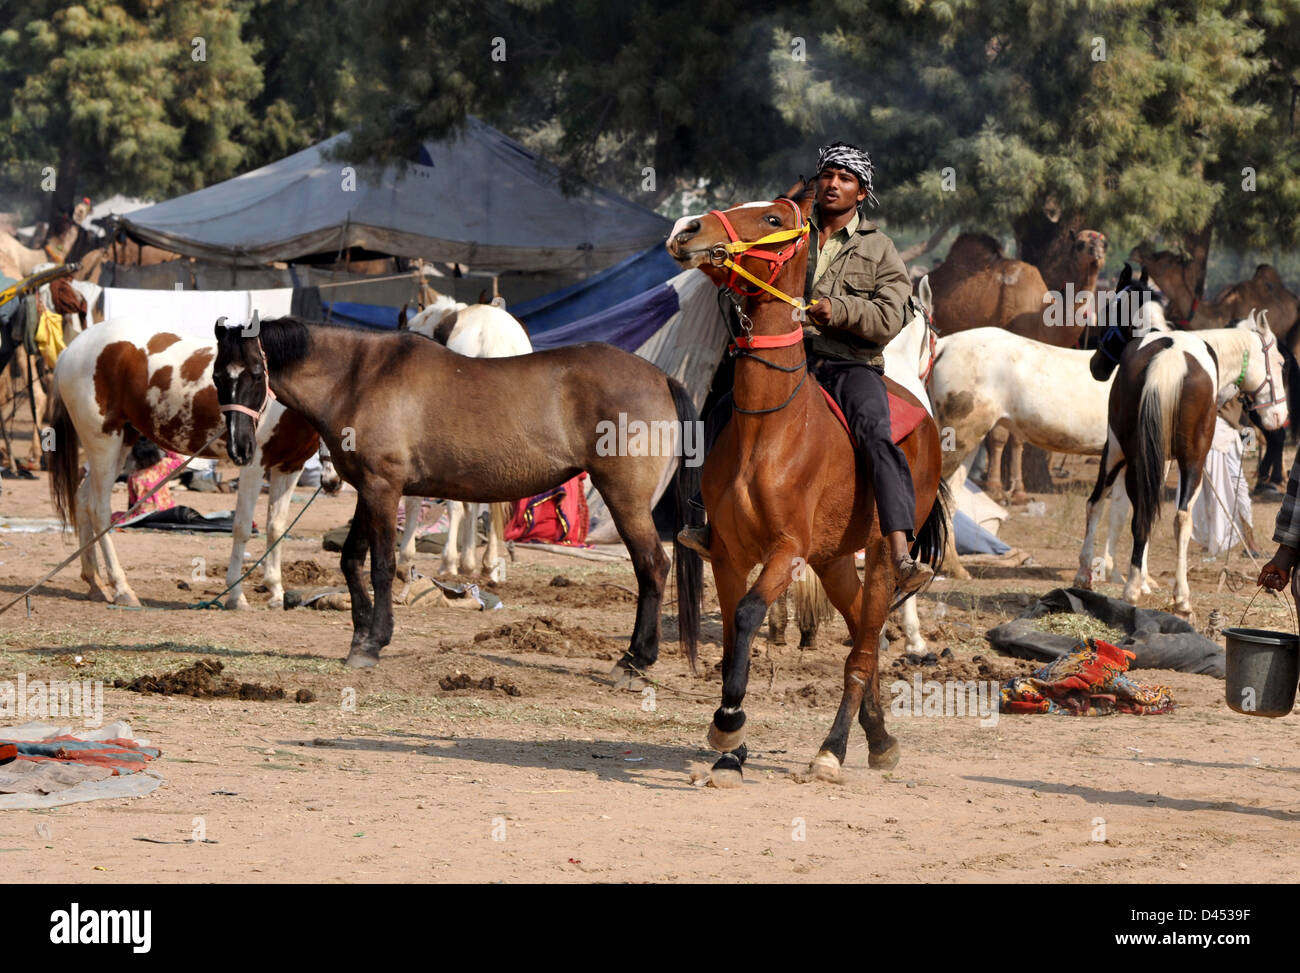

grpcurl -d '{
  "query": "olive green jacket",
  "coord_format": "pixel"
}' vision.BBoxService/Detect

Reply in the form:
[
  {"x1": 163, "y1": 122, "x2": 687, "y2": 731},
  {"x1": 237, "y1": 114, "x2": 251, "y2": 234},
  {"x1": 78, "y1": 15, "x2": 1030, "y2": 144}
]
[{"x1": 803, "y1": 205, "x2": 910, "y2": 367}]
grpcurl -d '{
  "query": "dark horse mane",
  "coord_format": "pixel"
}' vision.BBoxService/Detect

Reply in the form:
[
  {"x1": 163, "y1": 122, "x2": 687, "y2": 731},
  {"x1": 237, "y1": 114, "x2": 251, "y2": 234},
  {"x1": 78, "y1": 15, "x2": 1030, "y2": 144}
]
[{"x1": 255, "y1": 315, "x2": 419, "y2": 369}]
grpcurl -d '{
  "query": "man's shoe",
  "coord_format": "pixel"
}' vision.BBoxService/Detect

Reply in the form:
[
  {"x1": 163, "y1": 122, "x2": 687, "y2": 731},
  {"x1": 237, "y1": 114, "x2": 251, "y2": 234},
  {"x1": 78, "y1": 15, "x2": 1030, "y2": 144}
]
[
  {"x1": 894, "y1": 555, "x2": 934, "y2": 596},
  {"x1": 677, "y1": 524, "x2": 712, "y2": 561}
]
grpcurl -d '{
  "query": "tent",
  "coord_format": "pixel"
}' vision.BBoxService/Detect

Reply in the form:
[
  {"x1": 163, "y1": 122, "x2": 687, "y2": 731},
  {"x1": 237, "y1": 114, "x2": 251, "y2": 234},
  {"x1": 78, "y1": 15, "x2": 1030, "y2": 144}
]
[
  {"x1": 511, "y1": 244, "x2": 681, "y2": 333},
  {"x1": 118, "y1": 117, "x2": 671, "y2": 273}
]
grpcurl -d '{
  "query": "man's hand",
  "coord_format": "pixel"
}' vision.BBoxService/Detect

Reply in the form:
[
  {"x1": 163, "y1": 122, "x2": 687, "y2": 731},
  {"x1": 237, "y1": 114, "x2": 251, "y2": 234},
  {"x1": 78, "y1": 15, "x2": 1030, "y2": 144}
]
[
  {"x1": 806, "y1": 299, "x2": 831, "y2": 326},
  {"x1": 1259, "y1": 558, "x2": 1291, "y2": 591}
]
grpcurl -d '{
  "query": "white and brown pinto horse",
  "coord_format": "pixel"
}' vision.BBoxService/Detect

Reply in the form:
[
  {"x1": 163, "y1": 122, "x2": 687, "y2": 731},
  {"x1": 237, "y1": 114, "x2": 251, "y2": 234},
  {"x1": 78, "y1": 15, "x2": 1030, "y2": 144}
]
[
  {"x1": 48, "y1": 318, "x2": 338, "y2": 609},
  {"x1": 399, "y1": 299, "x2": 531, "y2": 581},
  {"x1": 1077, "y1": 315, "x2": 1287, "y2": 616}
]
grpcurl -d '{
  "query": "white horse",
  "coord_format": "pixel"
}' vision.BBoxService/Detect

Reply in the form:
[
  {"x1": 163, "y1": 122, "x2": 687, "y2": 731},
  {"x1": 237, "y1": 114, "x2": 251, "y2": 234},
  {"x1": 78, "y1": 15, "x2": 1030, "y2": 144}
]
[
  {"x1": 398, "y1": 298, "x2": 532, "y2": 582},
  {"x1": 1075, "y1": 313, "x2": 1288, "y2": 611},
  {"x1": 49, "y1": 318, "x2": 339, "y2": 609}
]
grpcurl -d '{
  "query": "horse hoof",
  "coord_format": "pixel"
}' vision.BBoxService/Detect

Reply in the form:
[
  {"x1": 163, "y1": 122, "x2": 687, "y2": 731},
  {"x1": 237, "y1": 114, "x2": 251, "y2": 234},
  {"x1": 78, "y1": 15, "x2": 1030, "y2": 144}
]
[
  {"x1": 488, "y1": 558, "x2": 507, "y2": 584},
  {"x1": 1072, "y1": 572, "x2": 1092, "y2": 590},
  {"x1": 707, "y1": 722, "x2": 745, "y2": 753},
  {"x1": 1174, "y1": 606, "x2": 1196, "y2": 625},
  {"x1": 708, "y1": 751, "x2": 745, "y2": 788},
  {"x1": 344, "y1": 649, "x2": 380, "y2": 669},
  {"x1": 806, "y1": 751, "x2": 841, "y2": 783},
  {"x1": 225, "y1": 596, "x2": 252, "y2": 611},
  {"x1": 868, "y1": 738, "x2": 901, "y2": 771},
  {"x1": 709, "y1": 766, "x2": 744, "y2": 789},
  {"x1": 113, "y1": 591, "x2": 141, "y2": 608},
  {"x1": 608, "y1": 663, "x2": 651, "y2": 692}
]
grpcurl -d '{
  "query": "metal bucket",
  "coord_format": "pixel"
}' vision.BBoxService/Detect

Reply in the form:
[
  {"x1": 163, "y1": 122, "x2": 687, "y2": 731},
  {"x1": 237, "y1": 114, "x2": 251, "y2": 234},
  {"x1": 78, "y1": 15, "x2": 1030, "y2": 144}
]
[{"x1": 1224, "y1": 627, "x2": 1300, "y2": 718}]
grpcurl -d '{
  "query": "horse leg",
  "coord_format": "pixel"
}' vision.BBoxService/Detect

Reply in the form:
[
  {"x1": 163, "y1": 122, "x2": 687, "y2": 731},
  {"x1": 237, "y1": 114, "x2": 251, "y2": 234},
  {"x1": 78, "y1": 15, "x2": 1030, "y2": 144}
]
[
  {"x1": 396, "y1": 496, "x2": 421, "y2": 581},
  {"x1": 598, "y1": 487, "x2": 670, "y2": 678},
  {"x1": 1172, "y1": 463, "x2": 1204, "y2": 620},
  {"x1": 460, "y1": 502, "x2": 479, "y2": 577},
  {"x1": 223, "y1": 458, "x2": 262, "y2": 610},
  {"x1": 941, "y1": 468, "x2": 971, "y2": 580},
  {"x1": 1006, "y1": 433, "x2": 1029, "y2": 503},
  {"x1": 339, "y1": 501, "x2": 374, "y2": 663},
  {"x1": 356, "y1": 483, "x2": 400, "y2": 662},
  {"x1": 897, "y1": 597, "x2": 925, "y2": 655},
  {"x1": 705, "y1": 560, "x2": 750, "y2": 788},
  {"x1": 1075, "y1": 440, "x2": 1124, "y2": 588},
  {"x1": 86, "y1": 442, "x2": 139, "y2": 607},
  {"x1": 982, "y1": 425, "x2": 1009, "y2": 500},
  {"x1": 802, "y1": 548, "x2": 888, "y2": 782},
  {"x1": 74, "y1": 472, "x2": 111, "y2": 601},
  {"x1": 707, "y1": 552, "x2": 801, "y2": 787},
  {"x1": 484, "y1": 502, "x2": 508, "y2": 582},
  {"x1": 440, "y1": 500, "x2": 463, "y2": 575},
  {"x1": 261, "y1": 466, "x2": 302, "y2": 609},
  {"x1": 766, "y1": 591, "x2": 789, "y2": 646},
  {"x1": 1122, "y1": 468, "x2": 1152, "y2": 607}
]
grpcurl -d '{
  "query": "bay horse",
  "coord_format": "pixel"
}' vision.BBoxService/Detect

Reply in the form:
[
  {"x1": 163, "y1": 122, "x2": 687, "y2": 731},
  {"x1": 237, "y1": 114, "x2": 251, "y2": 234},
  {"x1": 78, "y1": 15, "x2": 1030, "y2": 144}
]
[
  {"x1": 768, "y1": 280, "x2": 940, "y2": 655},
  {"x1": 212, "y1": 316, "x2": 702, "y2": 671},
  {"x1": 1077, "y1": 314, "x2": 1288, "y2": 616},
  {"x1": 48, "y1": 317, "x2": 339, "y2": 609},
  {"x1": 399, "y1": 299, "x2": 532, "y2": 581},
  {"x1": 667, "y1": 182, "x2": 947, "y2": 786}
]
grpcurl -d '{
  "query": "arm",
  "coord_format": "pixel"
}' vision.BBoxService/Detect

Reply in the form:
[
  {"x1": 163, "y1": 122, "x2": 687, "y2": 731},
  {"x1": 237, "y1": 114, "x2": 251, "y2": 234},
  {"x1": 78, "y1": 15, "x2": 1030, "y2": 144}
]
[
  {"x1": 822, "y1": 236, "x2": 911, "y2": 345},
  {"x1": 1259, "y1": 464, "x2": 1300, "y2": 588}
]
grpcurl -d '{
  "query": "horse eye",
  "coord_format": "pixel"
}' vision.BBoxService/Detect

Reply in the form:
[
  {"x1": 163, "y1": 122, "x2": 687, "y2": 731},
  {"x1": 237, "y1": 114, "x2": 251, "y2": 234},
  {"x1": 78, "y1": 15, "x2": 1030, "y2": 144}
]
[{"x1": 767, "y1": 215, "x2": 781, "y2": 226}]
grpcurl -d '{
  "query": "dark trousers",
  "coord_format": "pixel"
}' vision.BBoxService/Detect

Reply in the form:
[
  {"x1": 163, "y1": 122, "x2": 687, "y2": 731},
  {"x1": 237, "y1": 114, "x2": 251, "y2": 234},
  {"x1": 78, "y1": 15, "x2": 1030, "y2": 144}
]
[
  {"x1": 701, "y1": 356, "x2": 916, "y2": 539},
  {"x1": 1251, "y1": 410, "x2": 1285, "y2": 486}
]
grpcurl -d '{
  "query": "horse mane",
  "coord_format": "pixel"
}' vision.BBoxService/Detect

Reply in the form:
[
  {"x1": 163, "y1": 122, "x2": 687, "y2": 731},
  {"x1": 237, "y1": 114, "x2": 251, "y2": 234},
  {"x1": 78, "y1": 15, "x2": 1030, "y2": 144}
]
[{"x1": 257, "y1": 315, "x2": 316, "y2": 368}]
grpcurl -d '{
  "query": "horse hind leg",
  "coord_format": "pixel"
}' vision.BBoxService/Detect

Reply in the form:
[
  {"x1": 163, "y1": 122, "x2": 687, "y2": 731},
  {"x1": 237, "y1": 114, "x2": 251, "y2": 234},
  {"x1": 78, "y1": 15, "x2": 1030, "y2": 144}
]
[
  {"x1": 74, "y1": 473, "x2": 112, "y2": 601},
  {"x1": 1075, "y1": 439, "x2": 1124, "y2": 588},
  {"x1": 766, "y1": 591, "x2": 789, "y2": 646},
  {"x1": 440, "y1": 501, "x2": 464, "y2": 575},
  {"x1": 594, "y1": 480, "x2": 670, "y2": 681},
  {"x1": 1172, "y1": 463, "x2": 1204, "y2": 621},
  {"x1": 396, "y1": 496, "x2": 422, "y2": 581},
  {"x1": 340, "y1": 500, "x2": 375, "y2": 666},
  {"x1": 804, "y1": 548, "x2": 894, "y2": 783},
  {"x1": 86, "y1": 445, "x2": 139, "y2": 607}
]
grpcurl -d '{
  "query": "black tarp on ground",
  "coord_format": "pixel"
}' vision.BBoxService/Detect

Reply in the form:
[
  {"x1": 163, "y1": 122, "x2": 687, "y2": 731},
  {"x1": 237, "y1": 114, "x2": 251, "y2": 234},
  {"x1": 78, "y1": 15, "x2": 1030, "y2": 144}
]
[
  {"x1": 115, "y1": 507, "x2": 245, "y2": 533},
  {"x1": 985, "y1": 587, "x2": 1225, "y2": 678}
]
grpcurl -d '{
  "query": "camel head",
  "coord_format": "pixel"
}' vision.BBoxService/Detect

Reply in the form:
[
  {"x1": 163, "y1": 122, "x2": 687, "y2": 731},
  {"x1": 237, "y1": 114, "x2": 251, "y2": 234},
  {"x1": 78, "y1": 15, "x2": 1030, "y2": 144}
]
[{"x1": 1071, "y1": 230, "x2": 1107, "y2": 277}]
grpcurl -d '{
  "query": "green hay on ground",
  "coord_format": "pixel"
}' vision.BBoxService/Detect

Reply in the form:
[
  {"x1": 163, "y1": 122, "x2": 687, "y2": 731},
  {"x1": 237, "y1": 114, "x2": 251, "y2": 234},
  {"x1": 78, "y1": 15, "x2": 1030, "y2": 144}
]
[{"x1": 1029, "y1": 612, "x2": 1127, "y2": 645}]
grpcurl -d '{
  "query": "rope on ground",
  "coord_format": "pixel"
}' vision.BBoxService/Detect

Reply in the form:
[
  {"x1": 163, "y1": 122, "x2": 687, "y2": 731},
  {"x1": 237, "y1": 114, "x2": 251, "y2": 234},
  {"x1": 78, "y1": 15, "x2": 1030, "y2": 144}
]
[{"x1": 0, "y1": 429, "x2": 223, "y2": 616}]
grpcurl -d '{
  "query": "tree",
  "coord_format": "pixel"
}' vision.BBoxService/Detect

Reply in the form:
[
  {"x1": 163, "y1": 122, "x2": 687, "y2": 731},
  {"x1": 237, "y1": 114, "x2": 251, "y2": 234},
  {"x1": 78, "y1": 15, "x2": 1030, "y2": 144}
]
[{"x1": 0, "y1": 0, "x2": 262, "y2": 220}]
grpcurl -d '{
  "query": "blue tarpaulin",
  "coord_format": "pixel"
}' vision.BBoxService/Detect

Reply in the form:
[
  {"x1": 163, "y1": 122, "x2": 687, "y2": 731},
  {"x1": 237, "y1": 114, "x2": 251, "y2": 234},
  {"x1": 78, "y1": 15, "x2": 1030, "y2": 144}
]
[{"x1": 512, "y1": 245, "x2": 680, "y2": 334}]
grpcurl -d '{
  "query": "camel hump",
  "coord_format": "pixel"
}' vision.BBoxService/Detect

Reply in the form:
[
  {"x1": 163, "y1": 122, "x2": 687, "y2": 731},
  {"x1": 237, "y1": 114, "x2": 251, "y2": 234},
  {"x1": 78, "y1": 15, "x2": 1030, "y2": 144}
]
[{"x1": 945, "y1": 232, "x2": 1006, "y2": 266}]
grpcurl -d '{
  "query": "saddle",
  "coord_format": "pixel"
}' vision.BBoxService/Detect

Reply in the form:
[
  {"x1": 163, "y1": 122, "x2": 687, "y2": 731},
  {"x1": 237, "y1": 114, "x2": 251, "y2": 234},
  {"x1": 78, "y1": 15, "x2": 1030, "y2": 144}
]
[{"x1": 817, "y1": 380, "x2": 929, "y2": 448}]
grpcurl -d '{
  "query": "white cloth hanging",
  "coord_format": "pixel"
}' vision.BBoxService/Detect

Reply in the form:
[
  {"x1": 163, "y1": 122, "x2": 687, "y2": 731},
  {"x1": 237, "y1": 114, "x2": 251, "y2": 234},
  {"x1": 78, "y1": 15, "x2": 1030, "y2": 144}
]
[{"x1": 1192, "y1": 416, "x2": 1253, "y2": 557}]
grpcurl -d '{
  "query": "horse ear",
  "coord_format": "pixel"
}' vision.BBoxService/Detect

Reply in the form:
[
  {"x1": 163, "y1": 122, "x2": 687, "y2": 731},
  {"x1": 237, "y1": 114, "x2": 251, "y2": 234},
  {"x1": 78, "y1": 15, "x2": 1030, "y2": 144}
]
[
  {"x1": 1139, "y1": 266, "x2": 1148, "y2": 287},
  {"x1": 919, "y1": 275, "x2": 933, "y2": 313},
  {"x1": 1117, "y1": 263, "x2": 1132, "y2": 289}
]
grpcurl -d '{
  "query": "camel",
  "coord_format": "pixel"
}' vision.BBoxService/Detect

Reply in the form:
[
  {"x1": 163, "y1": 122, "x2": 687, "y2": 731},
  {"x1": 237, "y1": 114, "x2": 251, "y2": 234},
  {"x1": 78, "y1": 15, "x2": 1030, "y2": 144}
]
[
  {"x1": 925, "y1": 227, "x2": 1107, "y2": 500},
  {"x1": 1132, "y1": 244, "x2": 1300, "y2": 341}
]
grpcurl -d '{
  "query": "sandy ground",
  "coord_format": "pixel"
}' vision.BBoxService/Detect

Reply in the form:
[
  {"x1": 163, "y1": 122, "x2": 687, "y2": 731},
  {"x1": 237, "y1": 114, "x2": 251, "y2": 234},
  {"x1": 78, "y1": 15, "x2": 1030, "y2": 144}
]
[{"x1": 2, "y1": 450, "x2": 1299, "y2": 884}]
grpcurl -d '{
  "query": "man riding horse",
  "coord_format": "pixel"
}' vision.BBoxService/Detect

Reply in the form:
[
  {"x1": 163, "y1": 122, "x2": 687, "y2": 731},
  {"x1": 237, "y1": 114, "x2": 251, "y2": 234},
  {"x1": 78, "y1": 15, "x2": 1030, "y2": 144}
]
[{"x1": 678, "y1": 140, "x2": 933, "y2": 594}]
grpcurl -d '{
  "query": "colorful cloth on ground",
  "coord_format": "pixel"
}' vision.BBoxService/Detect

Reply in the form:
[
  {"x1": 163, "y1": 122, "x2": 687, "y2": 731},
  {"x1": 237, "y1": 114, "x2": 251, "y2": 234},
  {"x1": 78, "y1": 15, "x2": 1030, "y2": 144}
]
[
  {"x1": 505, "y1": 473, "x2": 590, "y2": 545},
  {"x1": 999, "y1": 638, "x2": 1175, "y2": 716},
  {"x1": 5, "y1": 737, "x2": 162, "y2": 776},
  {"x1": 111, "y1": 449, "x2": 187, "y2": 525}
]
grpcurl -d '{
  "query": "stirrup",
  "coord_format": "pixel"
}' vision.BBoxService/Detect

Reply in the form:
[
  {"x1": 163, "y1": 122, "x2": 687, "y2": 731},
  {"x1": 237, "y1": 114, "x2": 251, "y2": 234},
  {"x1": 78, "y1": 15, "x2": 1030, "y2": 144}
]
[{"x1": 893, "y1": 555, "x2": 933, "y2": 596}]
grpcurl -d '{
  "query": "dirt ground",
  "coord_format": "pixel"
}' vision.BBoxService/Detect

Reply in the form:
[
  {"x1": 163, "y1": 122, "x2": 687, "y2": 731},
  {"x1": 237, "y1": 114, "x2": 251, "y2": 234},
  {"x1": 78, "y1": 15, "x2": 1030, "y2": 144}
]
[{"x1": 2, "y1": 448, "x2": 1299, "y2": 884}]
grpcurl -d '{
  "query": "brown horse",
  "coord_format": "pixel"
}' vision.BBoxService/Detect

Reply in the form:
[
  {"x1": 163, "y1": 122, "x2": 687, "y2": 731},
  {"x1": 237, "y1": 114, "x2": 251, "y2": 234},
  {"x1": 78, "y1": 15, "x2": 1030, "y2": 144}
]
[
  {"x1": 667, "y1": 182, "x2": 947, "y2": 786},
  {"x1": 213, "y1": 317, "x2": 702, "y2": 671}
]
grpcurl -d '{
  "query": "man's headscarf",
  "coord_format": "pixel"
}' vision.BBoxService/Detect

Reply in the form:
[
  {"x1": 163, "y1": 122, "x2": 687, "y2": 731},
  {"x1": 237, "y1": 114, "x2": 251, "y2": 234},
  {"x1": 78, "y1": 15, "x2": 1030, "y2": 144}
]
[{"x1": 816, "y1": 141, "x2": 878, "y2": 207}]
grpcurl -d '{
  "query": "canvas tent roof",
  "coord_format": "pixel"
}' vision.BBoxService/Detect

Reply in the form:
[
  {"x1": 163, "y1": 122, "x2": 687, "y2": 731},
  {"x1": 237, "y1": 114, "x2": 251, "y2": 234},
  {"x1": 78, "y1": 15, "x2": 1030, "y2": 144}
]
[{"x1": 118, "y1": 117, "x2": 672, "y2": 273}]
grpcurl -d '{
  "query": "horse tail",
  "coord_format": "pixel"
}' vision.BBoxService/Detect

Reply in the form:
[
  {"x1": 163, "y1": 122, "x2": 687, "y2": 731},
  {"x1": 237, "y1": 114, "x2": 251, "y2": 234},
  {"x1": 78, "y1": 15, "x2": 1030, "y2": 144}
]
[
  {"x1": 667, "y1": 376, "x2": 702, "y2": 673},
  {"x1": 893, "y1": 476, "x2": 951, "y2": 611},
  {"x1": 792, "y1": 569, "x2": 834, "y2": 638},
  {"x1": 1132, "y1": 348, "x2": 1183, "y2": 538},
  {"x1": 48, "y1": 384, "x2": 81, "y2": 532}
]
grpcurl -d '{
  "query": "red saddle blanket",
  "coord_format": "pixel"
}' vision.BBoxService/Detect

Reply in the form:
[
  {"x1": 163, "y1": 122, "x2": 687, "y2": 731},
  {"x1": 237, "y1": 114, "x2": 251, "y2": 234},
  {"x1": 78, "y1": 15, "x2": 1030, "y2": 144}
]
[{"x1": 819, "y1": 384, "x2": 928, "y2": 447}]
